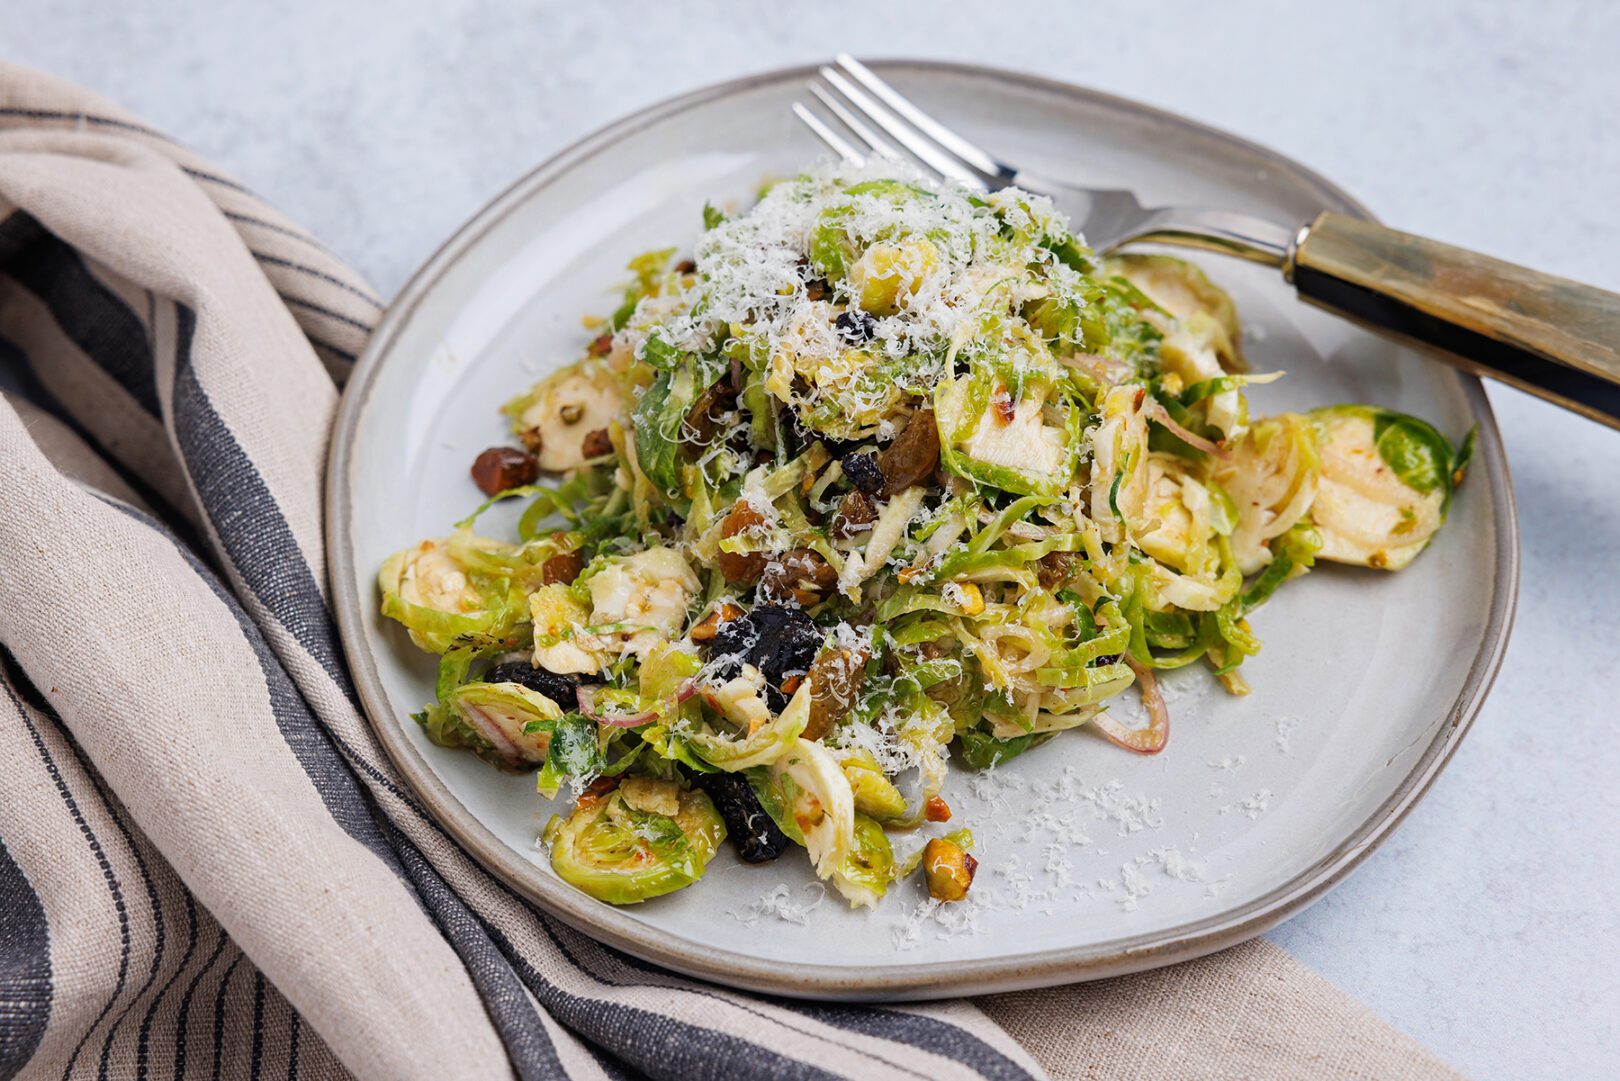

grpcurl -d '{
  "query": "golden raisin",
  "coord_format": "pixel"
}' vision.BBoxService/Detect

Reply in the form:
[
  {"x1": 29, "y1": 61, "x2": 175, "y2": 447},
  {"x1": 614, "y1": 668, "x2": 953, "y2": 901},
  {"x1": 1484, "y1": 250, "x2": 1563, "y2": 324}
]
[
  {"x1": 924, "y1": 796, "x2": 951, "y2": 823},
  {"x1": 759, "y1": 548, "x2": 837, "y2": 606},
  {"x1": 717, "y1": 501, "x2": 769, "y2": 583},
  {"x1": 830, "y1": 489, "x2": 877, "y2": 539},
  {"x1": 1036, "y1": 551, "x2": 1076, "y2": 591},
  {"x1": 541, "y1": 546, "x2": 584, "y2": 585},
  {"x1": 804, "y1": 648, "x2": 867, "y2": 742},
  {"x1": 470, "y1": 446, "x2": 539, "y2": 496},
  {"x1": 682, "y1": 377, "x2": 737, "y2": 451},
  {"x1": 580, "y1": 428, "x2": 613, "y2": 459},
  {"x1": 875, "y1": 406, "x2": 939, "y2": 494}
]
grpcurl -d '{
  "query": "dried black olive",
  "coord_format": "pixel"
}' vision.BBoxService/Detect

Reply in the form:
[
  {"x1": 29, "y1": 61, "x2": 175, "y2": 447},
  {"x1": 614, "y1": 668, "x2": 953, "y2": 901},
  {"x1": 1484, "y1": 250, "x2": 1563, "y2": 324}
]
[
  {"x1": 484, "y1": 662, "x2": 593, "y2": 710},
  {"x1": 693, "y1": 771, "x2": 789, "y2": 863},
  {"x1": 835, "y1": 309, "x2": 878, "y2": 344},
  {"x1": 840, "y1": 451, "x2": 884, "y2": 494},
  {"x1": 706, "y1": 604, "x2": 822, "y2": 687}
]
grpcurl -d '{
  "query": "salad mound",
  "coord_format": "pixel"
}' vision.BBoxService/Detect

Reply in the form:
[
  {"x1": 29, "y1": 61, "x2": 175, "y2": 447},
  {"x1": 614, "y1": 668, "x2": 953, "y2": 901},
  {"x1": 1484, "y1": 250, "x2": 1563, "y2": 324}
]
[{"x1": 380, "y1": 165, "x2": 1472, "y2": 910}]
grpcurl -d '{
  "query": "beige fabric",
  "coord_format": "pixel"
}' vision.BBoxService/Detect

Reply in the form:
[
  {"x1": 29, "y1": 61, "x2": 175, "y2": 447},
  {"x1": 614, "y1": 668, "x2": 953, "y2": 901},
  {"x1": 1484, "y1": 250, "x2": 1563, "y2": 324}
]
[
  {"x1": 3, "y1": 391, "x2": 150, "y2": 510},
  {"x1": 0, "y1": 61, "x2": 1462, "y2": 1081},
  {"x1": 0, "y1": 655, "x2": 352, "y2": 1081},
  {"x1": 978, "y1": 939, "x2": 1464, "y2": 1080}
]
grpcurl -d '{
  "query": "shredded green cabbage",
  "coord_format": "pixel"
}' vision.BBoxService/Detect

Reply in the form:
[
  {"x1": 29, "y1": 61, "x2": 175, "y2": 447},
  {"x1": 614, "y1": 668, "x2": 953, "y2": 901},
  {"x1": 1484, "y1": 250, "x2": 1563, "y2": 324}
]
[{"x1": 378, "y1": 162, "x2": 1467, "y2": 910}]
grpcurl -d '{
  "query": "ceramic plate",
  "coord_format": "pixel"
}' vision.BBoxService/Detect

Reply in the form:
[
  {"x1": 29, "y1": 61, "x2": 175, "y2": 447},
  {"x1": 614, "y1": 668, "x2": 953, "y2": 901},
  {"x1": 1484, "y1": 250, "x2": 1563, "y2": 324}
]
[{"x1": 328, "y1": 61, "x2": 1517, "y2": 1000}]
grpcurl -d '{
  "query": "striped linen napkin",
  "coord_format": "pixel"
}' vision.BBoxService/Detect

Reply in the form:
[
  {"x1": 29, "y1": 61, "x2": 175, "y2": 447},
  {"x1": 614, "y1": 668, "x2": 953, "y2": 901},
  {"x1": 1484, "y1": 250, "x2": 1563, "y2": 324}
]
[{"x1": 0, "y1": 63, "x2": 1463, "y2": 1081}]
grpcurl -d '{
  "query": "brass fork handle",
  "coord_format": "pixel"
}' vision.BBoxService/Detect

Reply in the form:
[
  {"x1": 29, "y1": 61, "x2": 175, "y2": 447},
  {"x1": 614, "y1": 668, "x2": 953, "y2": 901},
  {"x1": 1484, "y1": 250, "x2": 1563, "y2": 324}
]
[{"x1": 1289, "y1": 211, "x2": 1620, "y2": 428}]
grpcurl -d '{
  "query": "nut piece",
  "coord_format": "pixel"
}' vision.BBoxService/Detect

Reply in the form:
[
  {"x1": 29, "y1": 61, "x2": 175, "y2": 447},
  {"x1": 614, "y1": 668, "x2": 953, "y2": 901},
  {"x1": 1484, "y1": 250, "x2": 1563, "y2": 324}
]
[
  {"x1": 580, "y1": 428, "x2": 613, "y2": 459},
  {"x1": 470, "y1": 446, "x2": 539, "y2": 496},
  {"x1": 586, "y1": 331, "x2": 614, "y2": 357},
  {"x1": 759, "y1": 548, "x2": 838, "y2": 606},
  {"x1": 690, "y1": 602, "x2": 745, "y2": 642},
  {"x1": 578, "y1": 774, "x2": 620, "y2": 807},
  {"x1": 717, "y1": 500, "x2": 770, "y2": 583},
  {"x1": 923, "y1": 796, "x2": 951, "y2": 823},
  {"x1": 949, "y1": 582, "x2": 984, "y2": 616},
  {"x1": 923, "y1": 838, "x2": 977, "y2": 902}
]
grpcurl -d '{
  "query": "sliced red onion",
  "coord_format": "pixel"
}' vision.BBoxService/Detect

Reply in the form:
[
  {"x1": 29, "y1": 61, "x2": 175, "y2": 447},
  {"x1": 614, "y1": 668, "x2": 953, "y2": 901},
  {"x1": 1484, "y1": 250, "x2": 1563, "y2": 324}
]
[
  {"x1": 1146, "y1": 400, "x2": 1229, "y2": 459},
  {"x1": 1063, "y1": 352, "x2": 1134, "y2": 384},
  {"x1": 457, "y1": 703, "x2": 529, "y2": 767},
  {"x1": 1091, "y1": 657, "x2": 1169, "y2": 755},
  {"x1": 576, "y1": 680, "x2": 696, "y2": 728}
]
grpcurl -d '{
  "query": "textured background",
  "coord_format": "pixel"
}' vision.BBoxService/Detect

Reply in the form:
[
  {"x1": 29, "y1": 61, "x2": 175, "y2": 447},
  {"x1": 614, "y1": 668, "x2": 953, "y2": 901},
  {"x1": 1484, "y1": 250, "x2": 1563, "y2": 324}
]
[{"x1": 6, "y1": 2, "x2": 1619, "y2": 1078}]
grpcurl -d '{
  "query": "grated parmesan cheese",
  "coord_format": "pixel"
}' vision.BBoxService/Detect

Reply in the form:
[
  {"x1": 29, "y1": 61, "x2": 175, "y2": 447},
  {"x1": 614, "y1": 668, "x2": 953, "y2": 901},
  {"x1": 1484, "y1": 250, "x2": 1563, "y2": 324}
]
[{"x1": 729, "y1": 883, "x2": 827, "y2": 927}]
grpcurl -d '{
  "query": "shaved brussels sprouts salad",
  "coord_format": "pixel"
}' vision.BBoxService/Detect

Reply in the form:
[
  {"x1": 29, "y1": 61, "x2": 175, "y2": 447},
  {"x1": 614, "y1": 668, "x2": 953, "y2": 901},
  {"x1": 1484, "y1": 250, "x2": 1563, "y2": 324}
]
[{"x1": 380, "y1": 164, "x2": 1473, "y2": 910}]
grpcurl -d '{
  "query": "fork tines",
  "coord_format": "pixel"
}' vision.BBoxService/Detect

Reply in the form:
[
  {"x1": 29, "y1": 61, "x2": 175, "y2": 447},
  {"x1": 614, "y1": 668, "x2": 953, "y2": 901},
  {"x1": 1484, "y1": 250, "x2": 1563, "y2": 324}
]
[{"x1": 793, "y1": 54, "x2": 1015, "y2": 190}]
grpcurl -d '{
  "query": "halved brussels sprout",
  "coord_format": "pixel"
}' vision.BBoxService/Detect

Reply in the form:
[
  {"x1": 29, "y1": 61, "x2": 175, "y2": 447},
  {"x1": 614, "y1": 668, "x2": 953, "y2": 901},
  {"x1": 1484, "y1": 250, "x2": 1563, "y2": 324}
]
[
  {"x1": 848, "y1": 235, "x2": 939, "y2": 316},
  {"x1": 379, "y1": 539, "x2": 516, "y2": 653},
  {"x1": 688, "y1": 678, "x2": 810, "y2": 771},
  {"x1": 587, "y1": 546, "x2": 701, "y2": 658},
  {"x1": 768, "y1": 738, "x2": 855, "y2": 879},
  {"x1": 542, "y1": 785, "x2": 725, "y2": 905},
  {"x1": 1104, "y1": 254, "x2": 1247, "y2": 439},
  {"x1": 443, "y1": 681, "x2": 563, "y2": 769},
  {"x1": 957, "y1": 387, "x2": 1066, "y2": 481},
  {"x1": 1307, "y1": 406, "x2": 1460, "y2": 570},
  {"x1": 829, "y1": 814, "x2": 895, "y2": 909},
  {"x1": 529, "y1": 584, "x2": 599, "y2": 675},
  {"x1": 806, "y1": 178, "x2": 934, "y2": 282},
  {"x1": 922, "y1": 836, "x2": 977, "y2": 902},
  {"x1": 1131, "y1": 455, "x2": 1220, "y2": 579},
  {"x1": 840, "y1": 750, "x2": 907, "y2": 821},
  {"x1": 1102, "y1": 254, "x2": 1243, "y2": 370},
  {"x1": 1211, "y1": 413, "x2": 1321, "y2": 575},
  {"x1": 935, "y1": 324, "x2": 1075, "y2": 498},
  {"x1": 507, "y1": 361, "x2": 624, "y2": 472}
]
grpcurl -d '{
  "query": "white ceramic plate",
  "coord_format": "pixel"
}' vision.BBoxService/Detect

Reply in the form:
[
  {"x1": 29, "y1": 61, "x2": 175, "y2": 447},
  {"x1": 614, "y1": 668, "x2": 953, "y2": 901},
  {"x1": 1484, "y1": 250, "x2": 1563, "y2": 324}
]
[{"x1": 328, "y1": 61, "x2": 1516, "y2": 1000}]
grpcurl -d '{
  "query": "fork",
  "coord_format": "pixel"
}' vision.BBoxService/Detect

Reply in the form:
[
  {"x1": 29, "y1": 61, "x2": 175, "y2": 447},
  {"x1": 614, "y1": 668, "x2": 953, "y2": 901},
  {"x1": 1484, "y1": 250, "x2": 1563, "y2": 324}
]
[{"x1": 796, "y1": 55, "x2": 1620, "y2": 430}]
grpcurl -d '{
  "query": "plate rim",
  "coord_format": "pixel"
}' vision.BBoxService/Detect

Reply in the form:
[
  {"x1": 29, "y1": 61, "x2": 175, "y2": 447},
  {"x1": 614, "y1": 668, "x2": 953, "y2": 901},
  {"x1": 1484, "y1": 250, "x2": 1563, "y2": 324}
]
[{"x1": 326, "y1": 58, "x2": 1520, "y2": 1000}]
